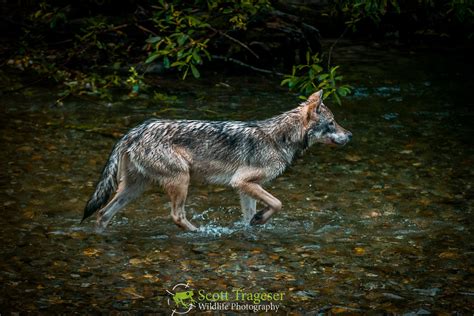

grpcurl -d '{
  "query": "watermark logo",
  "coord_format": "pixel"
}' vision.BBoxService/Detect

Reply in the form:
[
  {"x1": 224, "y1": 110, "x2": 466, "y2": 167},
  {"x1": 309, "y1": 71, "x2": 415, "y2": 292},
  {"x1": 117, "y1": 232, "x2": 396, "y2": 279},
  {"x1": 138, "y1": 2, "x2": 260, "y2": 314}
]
[
  {"x1": 166, "y1": 282, "x2": 284, "y2": 314},
  {"x1": 166, "y1": 282, "x2": 196, "y2": 315}
]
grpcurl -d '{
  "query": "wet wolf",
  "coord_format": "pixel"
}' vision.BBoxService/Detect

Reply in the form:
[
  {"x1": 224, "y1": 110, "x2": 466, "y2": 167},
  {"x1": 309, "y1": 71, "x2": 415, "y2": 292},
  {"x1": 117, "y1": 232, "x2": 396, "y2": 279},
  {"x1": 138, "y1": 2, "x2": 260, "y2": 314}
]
[{"x1": 82, "y1": 90, "x2": 352, "y2": 232}]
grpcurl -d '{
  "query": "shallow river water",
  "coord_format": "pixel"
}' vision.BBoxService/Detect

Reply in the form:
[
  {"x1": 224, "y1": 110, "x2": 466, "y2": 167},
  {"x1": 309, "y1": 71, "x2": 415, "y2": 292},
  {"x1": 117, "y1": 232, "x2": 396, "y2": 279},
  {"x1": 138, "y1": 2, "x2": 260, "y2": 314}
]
[{"x1": 1, "y1": 44, "x2": 473, "y2": 314}]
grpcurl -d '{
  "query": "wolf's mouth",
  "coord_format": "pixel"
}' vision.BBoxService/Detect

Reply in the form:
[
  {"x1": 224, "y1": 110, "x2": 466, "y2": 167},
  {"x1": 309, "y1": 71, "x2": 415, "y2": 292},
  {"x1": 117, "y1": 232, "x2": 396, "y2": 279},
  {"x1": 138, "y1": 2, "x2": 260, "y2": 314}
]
[
  {"x1": 329, "y1": 135, "x2": 351, "y2": 146},
  {"x1": 319, "y1": 138, "x2": 341, "y2": 146},
  {"x1": 331, "y1": 139, "x2": 346, "y2": 146}
]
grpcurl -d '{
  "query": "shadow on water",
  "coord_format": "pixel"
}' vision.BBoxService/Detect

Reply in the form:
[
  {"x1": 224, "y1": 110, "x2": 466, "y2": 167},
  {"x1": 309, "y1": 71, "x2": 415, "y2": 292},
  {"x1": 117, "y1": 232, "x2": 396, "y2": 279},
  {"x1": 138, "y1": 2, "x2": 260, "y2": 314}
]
[{"x1": 0, "y1": 44, "x2": 473, "y2": 313}]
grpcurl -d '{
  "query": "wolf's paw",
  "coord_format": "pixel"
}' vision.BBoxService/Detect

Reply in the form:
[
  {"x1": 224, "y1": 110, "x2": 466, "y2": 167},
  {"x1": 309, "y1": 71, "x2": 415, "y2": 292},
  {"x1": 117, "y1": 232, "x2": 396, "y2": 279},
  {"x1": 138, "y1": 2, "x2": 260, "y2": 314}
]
[
  {"x1": 250, "y1": 208, "x2": 269, "y2": 225},
  {"x1": 94, "y1": 223, "x2": 106, "y2": 234},
  {"x1": 250, "y1": 211, "x2": 264, "y2": 225},
  {"x1": 95, "y1": 216, "x2": 109, "y2": 234}
]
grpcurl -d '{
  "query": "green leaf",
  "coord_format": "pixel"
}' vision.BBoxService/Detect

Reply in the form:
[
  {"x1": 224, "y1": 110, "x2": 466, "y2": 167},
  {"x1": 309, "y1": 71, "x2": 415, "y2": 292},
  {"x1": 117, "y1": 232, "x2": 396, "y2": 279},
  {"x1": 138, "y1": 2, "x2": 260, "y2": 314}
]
[
  {"x1": 190, "y1": 64, "x2": 200, "y2": 78},
  {"x1": 177, "y1": 34, "x2": 188, "y2": 46},
  {"x1": 318, "y1": 74, "x2": 329, "y2": 80},
  {"x1": 317, "y1": 81, "x2": 327, "y2": 89},
  {"x1": 146, "y1": 36, "x2": 162, "y2": 44},
  {"x1": 145, "y1": 53, "x2": 160, "y2": 64},
  {"x1": 192, "y1": 51, "x2": 202, "y2": 64},
  {"x1": 187, "y1": 15, "x2": 198, "y2": 26},
  {"x1": 163, "y1": 56, "x2": 170, "y2": 69},
  {"x1": 171, "y1": 61, "x2": 186, "y2": 67},
  {"x1": 337, "y1": 87, "x2": 348, "y2": 96},
  {"x1": 182, "y1": 66, "x2": 189, "y2": 80},
  {"x1": 333, "y1": 93, "x2": 342, "y2": 105},
  {"x1": 202, "y1": 48, "x2": 212, "y2": 61}
]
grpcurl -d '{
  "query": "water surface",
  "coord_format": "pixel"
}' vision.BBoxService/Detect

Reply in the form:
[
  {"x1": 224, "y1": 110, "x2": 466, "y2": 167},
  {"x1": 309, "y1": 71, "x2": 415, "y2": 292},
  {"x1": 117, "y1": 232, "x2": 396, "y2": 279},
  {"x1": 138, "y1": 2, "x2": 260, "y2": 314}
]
[{"x1": 0, "y1": 44, "x2": 473, "y2": 314}]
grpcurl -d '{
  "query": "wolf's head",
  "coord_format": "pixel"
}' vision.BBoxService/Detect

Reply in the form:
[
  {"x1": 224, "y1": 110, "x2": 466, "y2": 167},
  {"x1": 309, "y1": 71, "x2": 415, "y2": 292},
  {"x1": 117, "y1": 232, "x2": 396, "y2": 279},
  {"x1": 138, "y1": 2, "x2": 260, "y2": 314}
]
[{"x1": 302, "y1": 90, "x2": 352, "y2": 146}]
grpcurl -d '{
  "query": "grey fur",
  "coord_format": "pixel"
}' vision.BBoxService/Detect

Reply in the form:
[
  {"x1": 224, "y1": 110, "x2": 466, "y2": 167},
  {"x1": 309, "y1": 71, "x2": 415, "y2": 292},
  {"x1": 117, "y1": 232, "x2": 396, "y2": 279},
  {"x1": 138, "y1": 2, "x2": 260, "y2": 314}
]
[{"x1": 82, "y1": 90, "x2": 352, "y2": 231}]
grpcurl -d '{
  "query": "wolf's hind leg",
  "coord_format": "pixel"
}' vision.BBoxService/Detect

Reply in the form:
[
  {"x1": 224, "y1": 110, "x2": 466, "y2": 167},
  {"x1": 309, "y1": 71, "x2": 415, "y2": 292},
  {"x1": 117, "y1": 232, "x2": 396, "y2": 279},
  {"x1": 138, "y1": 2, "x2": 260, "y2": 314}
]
[
  {"x1": 239, "y1": 193, "x2": 256, "y2": 224},
  {"x1": 163, "y1": 173, "x2": 197, "y2": 231},
  {"x1": 96, "y1": 177, "x2": 146, "y2": 232},
  {"x1": 96, "y1": 154, "x2": 146, "y2": 232}
]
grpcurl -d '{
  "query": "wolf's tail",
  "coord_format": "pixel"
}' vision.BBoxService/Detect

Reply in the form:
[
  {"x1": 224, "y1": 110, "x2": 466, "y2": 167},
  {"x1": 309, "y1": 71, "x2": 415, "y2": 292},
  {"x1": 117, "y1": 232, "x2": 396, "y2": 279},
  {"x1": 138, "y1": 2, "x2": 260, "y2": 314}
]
[{"x1": 81, "y1": 142, "x2": 123, "y2": 223}]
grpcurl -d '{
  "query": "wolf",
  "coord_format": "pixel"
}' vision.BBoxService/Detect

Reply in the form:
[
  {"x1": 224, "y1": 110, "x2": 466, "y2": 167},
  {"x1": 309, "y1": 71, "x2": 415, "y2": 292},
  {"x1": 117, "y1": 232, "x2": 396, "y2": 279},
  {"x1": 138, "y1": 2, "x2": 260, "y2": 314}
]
[{"x1": 82, "y1": 90, "x2": 352, "y2": 232}]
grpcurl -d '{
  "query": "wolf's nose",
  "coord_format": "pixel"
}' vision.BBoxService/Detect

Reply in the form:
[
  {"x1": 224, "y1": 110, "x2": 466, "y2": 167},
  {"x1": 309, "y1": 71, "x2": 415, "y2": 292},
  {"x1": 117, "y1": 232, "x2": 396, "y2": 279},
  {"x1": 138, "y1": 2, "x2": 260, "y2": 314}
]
[{"x1": 347, "y1": 131, "x2": 352, "y2": 141}]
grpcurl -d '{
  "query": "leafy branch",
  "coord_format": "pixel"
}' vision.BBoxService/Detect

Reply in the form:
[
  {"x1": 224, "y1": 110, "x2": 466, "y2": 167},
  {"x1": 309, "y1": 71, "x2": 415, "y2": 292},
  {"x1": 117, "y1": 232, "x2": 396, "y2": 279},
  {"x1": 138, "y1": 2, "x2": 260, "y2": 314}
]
[{"x1": 281, "y1": 52, "x2": 352, "y2": 105}]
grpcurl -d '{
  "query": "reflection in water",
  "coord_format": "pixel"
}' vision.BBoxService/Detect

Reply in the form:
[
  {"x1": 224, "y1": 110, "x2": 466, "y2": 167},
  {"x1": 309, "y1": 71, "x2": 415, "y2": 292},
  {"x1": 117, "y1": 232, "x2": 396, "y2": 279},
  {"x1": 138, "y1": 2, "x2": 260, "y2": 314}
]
[{"x1": 0, "y1": 46, "x2": 472, "y2": 313}]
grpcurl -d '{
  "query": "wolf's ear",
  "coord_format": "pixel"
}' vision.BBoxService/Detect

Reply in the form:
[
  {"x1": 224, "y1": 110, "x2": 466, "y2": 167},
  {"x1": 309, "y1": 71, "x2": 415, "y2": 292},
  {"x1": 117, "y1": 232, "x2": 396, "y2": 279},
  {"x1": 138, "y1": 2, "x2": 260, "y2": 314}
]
[
  {"x1": 305, "y1": 90, "x2": 323, "y2": 122},
  {"x1": 307, "y1": 90, "x2": 323, "y2": 111}
]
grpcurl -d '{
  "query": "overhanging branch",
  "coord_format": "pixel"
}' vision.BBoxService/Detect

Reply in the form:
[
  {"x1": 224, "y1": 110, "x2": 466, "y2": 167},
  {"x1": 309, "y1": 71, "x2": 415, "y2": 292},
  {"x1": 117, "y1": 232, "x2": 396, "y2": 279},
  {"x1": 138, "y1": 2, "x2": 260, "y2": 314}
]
[{"x1": 211, "y1": 55, "x2": 285, "y2": 76}]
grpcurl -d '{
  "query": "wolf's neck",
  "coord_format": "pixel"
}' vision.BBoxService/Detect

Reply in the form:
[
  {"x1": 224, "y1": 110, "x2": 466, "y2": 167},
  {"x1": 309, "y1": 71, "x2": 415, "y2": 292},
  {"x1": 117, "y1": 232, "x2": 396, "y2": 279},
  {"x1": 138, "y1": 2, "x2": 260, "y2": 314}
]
[
  {"x1": 259, "y1": 108, "x2": 307, "y2": 163},
  {"x1": 263, "y1": 108, "x2": 305, "y2": 141}
]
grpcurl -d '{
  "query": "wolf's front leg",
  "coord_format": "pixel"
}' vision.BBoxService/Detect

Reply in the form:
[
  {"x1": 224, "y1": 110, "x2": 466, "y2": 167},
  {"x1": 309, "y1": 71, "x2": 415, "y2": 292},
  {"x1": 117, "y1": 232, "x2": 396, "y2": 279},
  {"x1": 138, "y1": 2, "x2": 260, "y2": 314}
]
[
  {"x1": 240, "y1": 192, "x2": 257, "y2": 224},
  {"x1": 232, "y1": 176, "x2": 282, "y2": 225}
]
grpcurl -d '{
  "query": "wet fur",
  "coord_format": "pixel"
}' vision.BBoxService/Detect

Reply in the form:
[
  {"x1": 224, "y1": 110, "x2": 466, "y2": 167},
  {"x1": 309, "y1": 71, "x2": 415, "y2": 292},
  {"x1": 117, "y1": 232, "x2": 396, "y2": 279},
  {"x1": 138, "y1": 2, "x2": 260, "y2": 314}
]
[{"x1": 82, "y1": 90, "x2": 352, "y2": 231}]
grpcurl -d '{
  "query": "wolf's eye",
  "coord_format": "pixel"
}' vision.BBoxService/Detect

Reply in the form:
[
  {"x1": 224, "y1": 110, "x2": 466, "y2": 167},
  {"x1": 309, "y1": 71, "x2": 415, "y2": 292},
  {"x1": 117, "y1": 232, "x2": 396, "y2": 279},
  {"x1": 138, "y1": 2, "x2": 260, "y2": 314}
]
[{"x1": 329, "y1": 121, "x2": 335, "y2": 127}]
